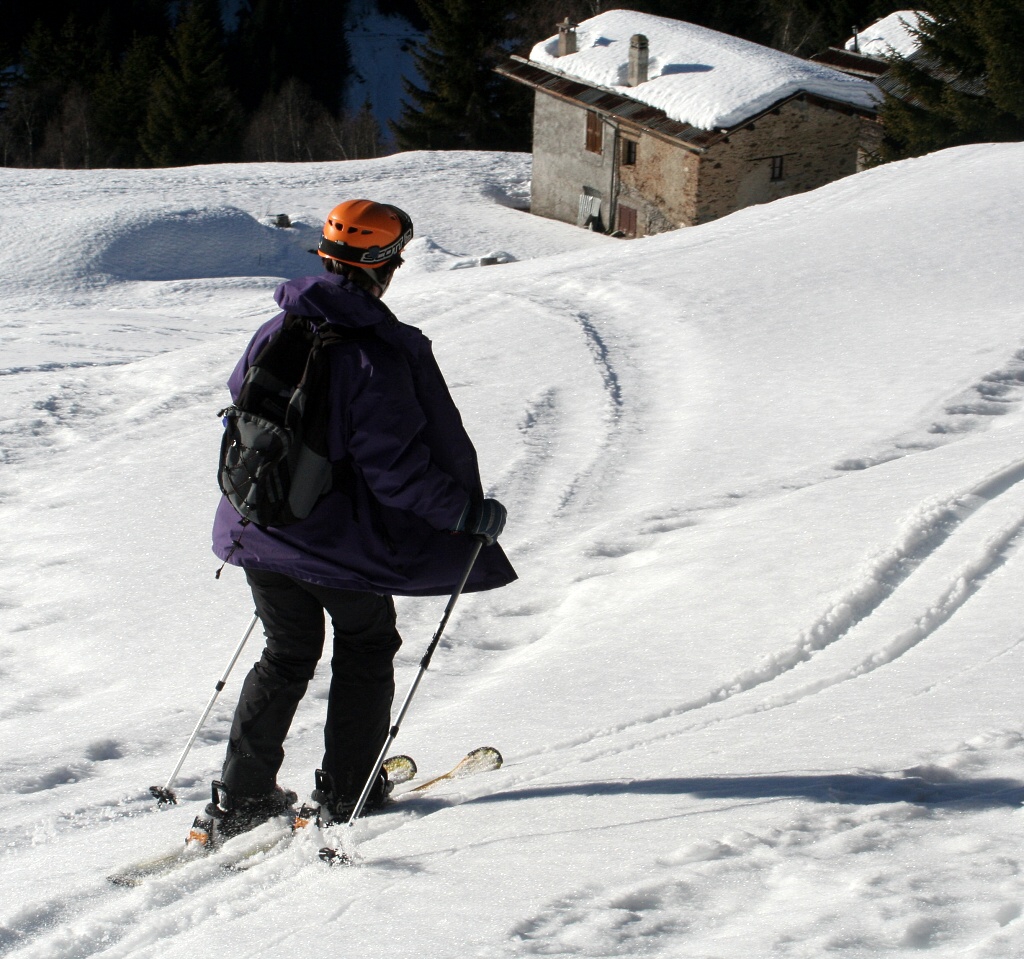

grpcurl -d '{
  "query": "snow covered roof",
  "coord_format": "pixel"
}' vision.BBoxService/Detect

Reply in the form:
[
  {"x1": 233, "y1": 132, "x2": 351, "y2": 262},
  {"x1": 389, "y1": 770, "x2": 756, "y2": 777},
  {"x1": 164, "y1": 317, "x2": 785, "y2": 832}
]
[
  {"x1": 846, "y1": 11, "x2": 926, "y2": 59},
  {"x1": 528, "y1": 10, "x2": 880, "y2": 131}
]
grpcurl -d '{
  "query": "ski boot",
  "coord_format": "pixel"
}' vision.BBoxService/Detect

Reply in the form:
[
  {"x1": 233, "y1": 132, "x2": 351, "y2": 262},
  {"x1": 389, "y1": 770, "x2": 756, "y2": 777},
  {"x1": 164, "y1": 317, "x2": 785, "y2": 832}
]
[
  {"x1": 310, "y1": 767, "x2": 393, "y2": 825},
  {"x1": 200, "y1": 780, "x2": 298, "y2": 844}
]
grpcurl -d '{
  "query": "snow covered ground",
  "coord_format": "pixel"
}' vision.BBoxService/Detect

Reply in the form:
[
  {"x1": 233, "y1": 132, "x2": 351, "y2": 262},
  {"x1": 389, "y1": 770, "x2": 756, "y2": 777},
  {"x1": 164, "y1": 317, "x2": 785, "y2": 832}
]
[{"x1": 2, "y1": 142, "x2": 1024, "y2": 958}]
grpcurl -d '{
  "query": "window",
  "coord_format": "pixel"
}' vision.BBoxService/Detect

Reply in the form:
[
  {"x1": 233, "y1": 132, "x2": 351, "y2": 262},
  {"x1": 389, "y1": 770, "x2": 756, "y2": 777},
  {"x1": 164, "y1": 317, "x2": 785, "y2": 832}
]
[
  {"x1": 622, "y1": 138, "x2": 638, "y2": 166},
  {"x1": 585, "y1": 111, "x2": 603, "y2": 154},
  {"x1": 617, "y1": 204, "x2": 638, "y2": 237},
  {"x1": 770, "y1": 156, "x2": 785, "y2": 181}
]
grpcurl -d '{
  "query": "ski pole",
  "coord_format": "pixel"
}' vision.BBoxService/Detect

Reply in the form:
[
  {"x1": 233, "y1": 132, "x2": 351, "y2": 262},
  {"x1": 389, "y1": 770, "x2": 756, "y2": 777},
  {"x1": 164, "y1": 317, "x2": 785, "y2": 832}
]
[
  {"x1": 149, "y1": 612, "x2": 260, "y2": 805},
  {"x1": 347, "y1": 538, "x2": 484, "y2": 825}
]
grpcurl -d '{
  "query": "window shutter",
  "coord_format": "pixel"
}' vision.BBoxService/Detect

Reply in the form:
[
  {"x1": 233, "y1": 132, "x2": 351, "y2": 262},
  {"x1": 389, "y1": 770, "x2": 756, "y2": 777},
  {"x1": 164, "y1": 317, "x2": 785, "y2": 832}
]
[
  {"x1": 617, "y1": 204, "x2": 638, "y2": 237},
  {"x1": 586, "y1": 112, "x2": 603, "y2": 154}
]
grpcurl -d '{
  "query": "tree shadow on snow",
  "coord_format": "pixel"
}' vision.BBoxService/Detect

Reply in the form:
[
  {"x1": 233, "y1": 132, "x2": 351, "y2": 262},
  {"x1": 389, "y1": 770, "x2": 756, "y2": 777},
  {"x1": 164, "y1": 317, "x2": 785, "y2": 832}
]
[{"x1": 473, "y1": 772, "x2": 1024, "y2": 810}]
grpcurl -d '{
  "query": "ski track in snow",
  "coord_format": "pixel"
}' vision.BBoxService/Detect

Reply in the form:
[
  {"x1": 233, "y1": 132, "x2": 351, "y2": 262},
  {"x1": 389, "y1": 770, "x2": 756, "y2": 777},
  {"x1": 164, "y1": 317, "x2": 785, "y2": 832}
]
[
  {"x1": 468, "y1": 292, "x2": 637, "y2": 536},
  {"x1": 834, "y1": 344, "x2": 1024, "y2": 473},
  {"x1": 556, "y1": 310, "x2": 627, "y2": 513},
  {"x1": 0, "y1": 792, "x2": 473, "y2": 959},
  {"x1": 485, "y1": 454, "x2": 1024, "y2": 784},
  {"x1": 5, "y1": 315, "x2": 1024, "y2": 958},
  {"x1": 451, "y1": 277, "x2": 1024, "y2": 782}
]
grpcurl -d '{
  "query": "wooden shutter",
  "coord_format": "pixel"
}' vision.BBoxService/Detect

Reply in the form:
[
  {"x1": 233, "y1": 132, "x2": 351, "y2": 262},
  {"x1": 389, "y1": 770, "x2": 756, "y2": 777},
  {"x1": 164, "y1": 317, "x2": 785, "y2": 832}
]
[
  {"x1": 585, "y1": 111, "x2": 602, "y2": 154},
  {"x1": 617, "y1": 204, "x2": 638, "y2": 237}
]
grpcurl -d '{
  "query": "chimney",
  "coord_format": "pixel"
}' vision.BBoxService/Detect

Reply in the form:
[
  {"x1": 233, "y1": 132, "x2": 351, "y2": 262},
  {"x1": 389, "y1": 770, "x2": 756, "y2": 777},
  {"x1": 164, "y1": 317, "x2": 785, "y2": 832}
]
[
  {"x1": 557, "y1": 18, "x2": 578, "y2": 57},
  {"x1": 851, "y1": 25, "x2": 860, "y2": 54},
  {"x1": 628, "y1": 34, "x2": 649, "y2": 86}
]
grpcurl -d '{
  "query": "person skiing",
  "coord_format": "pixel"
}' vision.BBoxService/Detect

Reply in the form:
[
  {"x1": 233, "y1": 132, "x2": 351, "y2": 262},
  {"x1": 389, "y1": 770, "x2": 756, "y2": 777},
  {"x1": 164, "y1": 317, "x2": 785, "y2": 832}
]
[{"x1": 207, "y1": 199, "x2": 516, "y2": 837}]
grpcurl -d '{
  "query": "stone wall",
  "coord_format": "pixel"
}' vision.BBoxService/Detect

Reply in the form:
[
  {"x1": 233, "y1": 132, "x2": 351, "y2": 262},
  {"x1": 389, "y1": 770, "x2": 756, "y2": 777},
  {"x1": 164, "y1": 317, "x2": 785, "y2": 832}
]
[
  {"x1": 616, "y1": 133, "x2": 701, "y2": 234},
  {"x1": 694, "y1": 98, "x2": 863, "y2": 224},
  {"x1": 530, "y1": 91, "x2": 865, "y2": 235},
  {"x1": 531, "y1": 93, "x2": 615, "y2": 229}
]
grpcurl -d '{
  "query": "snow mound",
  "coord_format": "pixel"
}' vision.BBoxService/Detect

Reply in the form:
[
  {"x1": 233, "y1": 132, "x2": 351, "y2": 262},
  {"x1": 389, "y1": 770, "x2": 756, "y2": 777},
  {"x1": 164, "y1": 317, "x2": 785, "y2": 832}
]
[
  {"x1": 94, "y1": 207, "x2": 319, "y2": 281},
  {"x1": 402, "y1": 236, "x2": 518, "y2": 273}
]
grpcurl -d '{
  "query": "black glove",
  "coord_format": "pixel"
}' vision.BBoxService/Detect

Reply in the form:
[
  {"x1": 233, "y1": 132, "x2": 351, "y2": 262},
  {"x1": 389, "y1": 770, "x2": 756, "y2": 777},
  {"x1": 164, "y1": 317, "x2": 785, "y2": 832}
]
[{"x1": 458, "y1": 498, "x2": 507, "y2": 545}]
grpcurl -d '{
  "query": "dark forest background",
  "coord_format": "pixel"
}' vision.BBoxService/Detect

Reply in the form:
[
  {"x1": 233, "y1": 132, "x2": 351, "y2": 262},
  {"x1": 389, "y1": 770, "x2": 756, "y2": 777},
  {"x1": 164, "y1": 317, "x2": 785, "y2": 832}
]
[{"x1": 1, "y1": 0, "x2": 1020, "y2": 168}]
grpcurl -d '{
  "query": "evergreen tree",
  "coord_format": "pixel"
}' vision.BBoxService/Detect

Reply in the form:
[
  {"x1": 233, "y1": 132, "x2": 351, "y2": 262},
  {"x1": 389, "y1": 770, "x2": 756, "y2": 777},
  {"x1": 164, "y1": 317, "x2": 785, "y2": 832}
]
[
  {"x1": 378, "y1": 0, "x2": 428, "y2": 29},
  {"x1": 1, "y1": 1, "x2": 174, "y2": 167},
  {"x1": 633, "y1": 0, "x2": 770, "y2": 45},
  {"x1": 14, "y1": 14, "x2": 107, "y2": 165},
  {"x1": 141, "y1": 0, "x2": 244, "y2": 165},
  {"x1": 753, "y1": 0, "x2": 899, "y2": 55},
  {"x1": 229, "y1": 0, "x2": 350, "y2": 115},
  {"x1": 878, "y1": 0, "x2": 1024, "y2": 161},
  {"x1": 91, "y1": 0, "x2": 173, "y2": 62},
  {"x1": 393, "y1": 0, "x2": 532, "y2": 151},
  {"x1": 92, "y1": 34, "x2": 165, "y2": 166}
]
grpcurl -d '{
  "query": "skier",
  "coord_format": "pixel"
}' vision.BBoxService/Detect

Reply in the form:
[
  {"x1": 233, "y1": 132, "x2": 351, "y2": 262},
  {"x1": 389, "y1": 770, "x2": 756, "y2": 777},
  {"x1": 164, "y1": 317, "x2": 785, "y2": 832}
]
[{"x1": 207, "y1": 199, "x2": 517, "y2": 837}]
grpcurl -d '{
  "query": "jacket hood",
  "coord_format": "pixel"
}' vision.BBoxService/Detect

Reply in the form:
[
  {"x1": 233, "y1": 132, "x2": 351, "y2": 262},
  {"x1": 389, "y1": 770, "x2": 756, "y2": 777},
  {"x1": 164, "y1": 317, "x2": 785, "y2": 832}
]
[{"x1": 274, "y1": 272, "x2": 392, "y2": 330}]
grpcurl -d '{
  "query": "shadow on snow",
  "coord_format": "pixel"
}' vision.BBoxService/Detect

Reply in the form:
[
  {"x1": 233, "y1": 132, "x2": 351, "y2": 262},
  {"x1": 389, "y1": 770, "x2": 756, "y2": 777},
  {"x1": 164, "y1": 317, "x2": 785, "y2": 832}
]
[{"x1": 474, "y1": 773, "x2": 1024, "y2": 810}]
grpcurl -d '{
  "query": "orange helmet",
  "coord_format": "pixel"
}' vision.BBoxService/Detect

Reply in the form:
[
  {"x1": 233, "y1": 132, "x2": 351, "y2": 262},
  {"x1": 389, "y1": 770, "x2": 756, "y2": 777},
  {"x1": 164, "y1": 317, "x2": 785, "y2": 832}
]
[{"x1": 317, "y1": 199, "x2": 414, "y2": 268}]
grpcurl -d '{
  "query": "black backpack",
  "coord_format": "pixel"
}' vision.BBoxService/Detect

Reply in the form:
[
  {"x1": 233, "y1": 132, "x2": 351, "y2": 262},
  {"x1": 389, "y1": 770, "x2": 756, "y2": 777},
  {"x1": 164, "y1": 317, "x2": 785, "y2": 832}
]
[{"x1": 218, "y1": 313, "x2": 349, "y2": 528}]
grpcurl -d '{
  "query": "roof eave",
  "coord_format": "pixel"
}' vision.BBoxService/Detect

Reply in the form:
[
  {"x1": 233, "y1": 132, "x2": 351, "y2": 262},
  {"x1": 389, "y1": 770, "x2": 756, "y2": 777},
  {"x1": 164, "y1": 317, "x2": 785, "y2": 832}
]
[{"x1": 496, "y1": 56, "x2": 877, "y2": 151}]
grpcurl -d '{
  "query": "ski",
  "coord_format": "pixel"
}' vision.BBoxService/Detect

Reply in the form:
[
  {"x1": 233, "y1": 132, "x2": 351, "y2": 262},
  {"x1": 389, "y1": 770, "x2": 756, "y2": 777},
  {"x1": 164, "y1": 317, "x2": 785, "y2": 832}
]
[
  {"x1": 409, "y1": 745, "x2": 502, "y2": 792},
  {"x1": 317, "y1": 745, "x2": 502, "y2": 865},
  {"x1": 107, "y1": 754, "x2": 417, "y2": 887}
]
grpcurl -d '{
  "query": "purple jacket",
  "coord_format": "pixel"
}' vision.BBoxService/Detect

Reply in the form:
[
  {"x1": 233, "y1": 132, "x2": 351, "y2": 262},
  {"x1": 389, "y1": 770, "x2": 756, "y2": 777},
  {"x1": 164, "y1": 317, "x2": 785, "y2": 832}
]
[{"x1": 212, "y1": 272, "x2": 517, "y2": 597}]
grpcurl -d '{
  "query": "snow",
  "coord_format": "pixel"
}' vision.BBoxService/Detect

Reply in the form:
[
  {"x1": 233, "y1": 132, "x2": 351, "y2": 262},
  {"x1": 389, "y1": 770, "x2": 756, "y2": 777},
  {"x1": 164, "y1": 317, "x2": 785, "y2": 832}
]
[
  {"x1": 847, "y1": 11, "x2": 926, "y2": 59},
  {"x1": 3, "y1": 141, "x2": 1024, "y2": 957},
  {"x1": 529, "y1": 9, "x2": 880, "y2": 130}
]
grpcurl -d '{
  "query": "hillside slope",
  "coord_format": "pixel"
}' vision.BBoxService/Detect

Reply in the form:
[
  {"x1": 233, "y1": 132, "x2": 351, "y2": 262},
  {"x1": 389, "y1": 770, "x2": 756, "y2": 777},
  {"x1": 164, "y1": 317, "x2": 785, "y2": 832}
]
[{"x1": 2, "y1": 144, "x2": 1024, "y2": 959}]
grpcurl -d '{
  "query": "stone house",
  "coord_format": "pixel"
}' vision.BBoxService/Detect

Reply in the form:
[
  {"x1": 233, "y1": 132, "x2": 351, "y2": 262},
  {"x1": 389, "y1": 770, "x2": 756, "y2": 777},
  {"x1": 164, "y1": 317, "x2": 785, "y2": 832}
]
[
  {"x1": 497, "y1": 10, "x2": 881, "y2": 237},
  {"x1": 812, "y1": 10, "x2": 925, "y2": 81},
  {"x1": 813, "y1": 12, "x2": 985, "y2": 114}
]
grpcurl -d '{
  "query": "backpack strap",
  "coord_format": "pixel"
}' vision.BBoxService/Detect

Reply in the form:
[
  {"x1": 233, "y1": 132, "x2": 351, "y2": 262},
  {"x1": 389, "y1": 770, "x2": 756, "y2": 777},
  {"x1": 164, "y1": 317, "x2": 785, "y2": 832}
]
[
  {"x1": 286, "y1": 313, "x2": 365, "y2": 506},
  {"x1": 285, "y1": 316, "x2": 397, "y2": 552}
]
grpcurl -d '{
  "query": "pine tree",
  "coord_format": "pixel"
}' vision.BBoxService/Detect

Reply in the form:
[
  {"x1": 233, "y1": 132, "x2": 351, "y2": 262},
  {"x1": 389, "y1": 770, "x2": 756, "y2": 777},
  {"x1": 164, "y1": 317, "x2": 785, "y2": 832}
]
[
  {"x1": 229, "y1": 0, "x2": 350, "y2": 115},
  {"x1": 0, "y1": 1, "x2": 175, "y2": 167},
  {"x1": 141, "y1": 0, "x2": 244, "y2": 166},
  {"x1": 93, "y1": 34, "x2": 165, "y2": 166},
  {"x1": 393, "y1": 0, "x2": 532, "y2": 151},
  {"x1": 878, "y1": 0, "x2": 1024, "y2": 161},
  {"x1": 13, "y1": 14, "x2": 106, "y2": 166},
  {"x1": 753, "y1": 0, "x2": 897, "y2": 55}
]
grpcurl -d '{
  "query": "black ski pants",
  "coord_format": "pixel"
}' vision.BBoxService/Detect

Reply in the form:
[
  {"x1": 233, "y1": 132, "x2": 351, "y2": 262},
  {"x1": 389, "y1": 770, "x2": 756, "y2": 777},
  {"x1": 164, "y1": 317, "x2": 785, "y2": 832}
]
[{"x1": 221, "y1": 568, "x2": 402, "y2": 801}]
